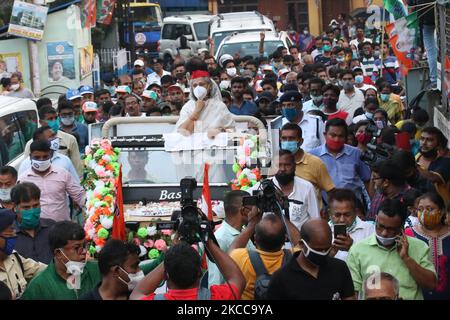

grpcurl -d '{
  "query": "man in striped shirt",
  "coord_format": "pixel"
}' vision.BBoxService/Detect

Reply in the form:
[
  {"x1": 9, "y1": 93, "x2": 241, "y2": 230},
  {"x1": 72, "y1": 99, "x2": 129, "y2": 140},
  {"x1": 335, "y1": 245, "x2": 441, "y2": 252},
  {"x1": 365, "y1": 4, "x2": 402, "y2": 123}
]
[
  {"x1": 360, "y1": 42, "x2": 378, "y2": 80},
  {"x1": 374, "y1": 44, "x2": 400, "y2": 85}
]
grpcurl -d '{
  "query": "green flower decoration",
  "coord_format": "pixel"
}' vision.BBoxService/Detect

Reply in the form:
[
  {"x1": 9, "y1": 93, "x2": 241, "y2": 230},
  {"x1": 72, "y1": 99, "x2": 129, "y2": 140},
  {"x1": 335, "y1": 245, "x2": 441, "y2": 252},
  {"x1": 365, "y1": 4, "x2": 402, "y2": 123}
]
[
  {"x1": 137, "y1": 227, "x2": 148, "y2": 238},
  {"x1": 148, "y1": 249, "x2": 160, "y2": 259},
  {"x1": 97, "y1": 228, "x2": 109, "y2": 239}
]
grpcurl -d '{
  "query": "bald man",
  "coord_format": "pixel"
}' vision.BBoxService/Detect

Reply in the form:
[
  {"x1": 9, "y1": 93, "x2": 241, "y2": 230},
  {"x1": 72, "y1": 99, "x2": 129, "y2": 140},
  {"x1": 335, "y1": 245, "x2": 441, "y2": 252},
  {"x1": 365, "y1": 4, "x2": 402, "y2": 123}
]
[
  {"x1": 228, "y1": 213, "x2": 300, "y2": 300},
  {"x1": 267, "y1": 219, "x2": 356, "y2": 300},
  {"x1": 363, "y1": 272, "x2": 401, "y2": 300}
]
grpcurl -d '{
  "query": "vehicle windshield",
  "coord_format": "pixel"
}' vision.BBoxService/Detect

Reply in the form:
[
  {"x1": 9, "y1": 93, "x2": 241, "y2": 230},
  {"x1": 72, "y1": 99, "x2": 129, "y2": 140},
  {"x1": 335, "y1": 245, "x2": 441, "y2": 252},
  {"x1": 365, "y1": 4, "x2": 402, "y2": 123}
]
[
  {"x1": 121, "y1": 149, "x2": 236, "y2": 185},
  {"x1": 213, "y1": 29, "x2": 272, "y2": 48},
  {"x1": 130, "y1": 6, "x2": 162, "y2": 25},
  {"x1": 218, "y1": 40, "x2": 284, "y2": 58},
  {"x1": 194, "y1": 22, "x2": 210, "y2": 40}
]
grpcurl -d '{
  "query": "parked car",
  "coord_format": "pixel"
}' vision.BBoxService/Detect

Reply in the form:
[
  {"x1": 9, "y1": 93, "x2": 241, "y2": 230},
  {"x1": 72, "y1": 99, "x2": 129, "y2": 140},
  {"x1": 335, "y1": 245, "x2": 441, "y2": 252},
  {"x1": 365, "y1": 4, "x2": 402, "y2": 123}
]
[
  {"x1": 159, "y1": 15, "x2": 212, "y2": 65},
  {"x1": 0, "y1": 96, "x2": 38, "y2": 170},
  {"x1": 210, "y1": 11, "x2": 275, "y2": 49},
  {"x1": 215, "y1": 31, "x2": 293, "y2": 60}
]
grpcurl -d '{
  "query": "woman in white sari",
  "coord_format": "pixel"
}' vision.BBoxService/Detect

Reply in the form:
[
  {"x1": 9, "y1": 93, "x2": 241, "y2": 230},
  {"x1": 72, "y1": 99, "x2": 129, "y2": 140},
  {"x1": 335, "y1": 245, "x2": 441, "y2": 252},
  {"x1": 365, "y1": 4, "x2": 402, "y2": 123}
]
[
  {"x1": 176, "y1": 70, "x2": 235, "y2": 138},
  {"x1": 174, "y1": 69, "x2": 236, "y2": 182}
]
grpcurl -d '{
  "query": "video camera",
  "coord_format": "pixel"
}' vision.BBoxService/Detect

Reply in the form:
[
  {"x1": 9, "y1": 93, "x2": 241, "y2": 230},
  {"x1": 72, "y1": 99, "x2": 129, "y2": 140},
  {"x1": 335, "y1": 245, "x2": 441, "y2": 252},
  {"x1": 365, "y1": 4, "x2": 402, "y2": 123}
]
[
  {"x1": 360, "y1": 121, "x2": 395, "y2": 167},
  {"x1": 157, "y1": 177, "x2": 213, "y2": 245}
]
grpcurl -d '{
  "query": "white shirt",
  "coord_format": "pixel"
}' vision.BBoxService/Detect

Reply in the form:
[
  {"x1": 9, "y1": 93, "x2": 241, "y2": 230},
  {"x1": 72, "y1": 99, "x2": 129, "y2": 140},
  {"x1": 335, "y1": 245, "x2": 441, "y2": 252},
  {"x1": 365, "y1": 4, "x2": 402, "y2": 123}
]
[
  {"x1": 282, "y1": 113, "x2": 325, "y2": 152},
  {"x1": 311, "y1": 49, "x2": 322, "y2": 60},
  {"x1": 250, "y1": 176, "x2": 320, "y2": 231},
  {"x1": 356, "y1": 83, "x2": 376, "y2": 93},
  {"x1": 338, "y1": 88, "x2": 365, "y2": 119},
  {"x1": 146, "y1": 70, "x2": 171, "y2": 87},
  {"x1": 19, "y1": 152, "x2": 80, "y2": 183},
  {"x1": 349, "y1": 38, "x2": 372, "y2": 49},
  {"x1": 352, "y1": 113, "x2": 371, "y2": 124},
  {"x1": 330, "y1": 217, "x2": 375, "y2": 261},
  {"x1": 302, "y1": 99, "x2": 323, "y2": 113}
]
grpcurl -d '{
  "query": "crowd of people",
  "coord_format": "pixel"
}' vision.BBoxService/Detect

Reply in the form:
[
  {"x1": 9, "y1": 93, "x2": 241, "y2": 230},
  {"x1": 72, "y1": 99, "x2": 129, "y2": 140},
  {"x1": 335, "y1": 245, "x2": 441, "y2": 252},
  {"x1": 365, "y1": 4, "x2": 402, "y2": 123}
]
[{"x1": 0, "y1": 8, "x2": 450, "y2": 301}]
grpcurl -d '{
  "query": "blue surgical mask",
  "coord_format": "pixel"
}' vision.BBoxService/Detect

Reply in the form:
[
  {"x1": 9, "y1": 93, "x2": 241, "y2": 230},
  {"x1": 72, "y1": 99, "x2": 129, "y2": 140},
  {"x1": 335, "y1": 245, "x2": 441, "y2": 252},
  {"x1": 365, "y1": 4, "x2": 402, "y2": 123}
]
[
  {"x1": 18, "y1": 207, "x2": 41, "y2": 230},
  {"x1": 365, "y1": 111, "x2": 374, "y2": 119},
  {"x1": 355, "y1": 75, "x2": 364, "y2": 84},
  {"x1": 47, "y1": 119, "x2": 60, "y2": 133},
  {"x1": 281, "y1": 141, "x2": 300, "y2": 154},
  {"x1": 0, "y1": 236, "x2": 17, "y2": 255},
  {"x1": 282, "y1": 108, "x2": 299, "y2": 122},
  {"x1": 380, "y1": 93, "x2": 391, "y2": 102},
  {"x1": 323, "y1": 45, "x2": 331, "y2": 52}
]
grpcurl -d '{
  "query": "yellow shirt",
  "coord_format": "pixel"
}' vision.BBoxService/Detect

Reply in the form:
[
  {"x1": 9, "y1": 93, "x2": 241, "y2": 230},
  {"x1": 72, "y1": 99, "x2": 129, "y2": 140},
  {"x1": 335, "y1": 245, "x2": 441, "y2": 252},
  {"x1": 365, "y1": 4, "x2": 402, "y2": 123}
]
[
  {"x1": 396, "y1": 119, "x2": 422, "y2": 140},
  {"x1": 230, "y1": 248, "x2": 289, "y2": 300},
  {"x1": 295, "y1": 151, "x2": 335, "y2": 209},
  {"x1": 380, "y1": 98, "x2": 402, "y2": 124}
]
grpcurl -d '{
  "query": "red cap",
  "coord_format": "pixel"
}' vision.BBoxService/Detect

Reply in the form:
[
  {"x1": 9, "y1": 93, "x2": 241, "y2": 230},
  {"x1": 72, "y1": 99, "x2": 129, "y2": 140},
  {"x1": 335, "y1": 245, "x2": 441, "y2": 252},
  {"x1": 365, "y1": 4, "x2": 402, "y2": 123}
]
[{"x1": 191, "y1": 70, "x2": 210, "y2": 79}]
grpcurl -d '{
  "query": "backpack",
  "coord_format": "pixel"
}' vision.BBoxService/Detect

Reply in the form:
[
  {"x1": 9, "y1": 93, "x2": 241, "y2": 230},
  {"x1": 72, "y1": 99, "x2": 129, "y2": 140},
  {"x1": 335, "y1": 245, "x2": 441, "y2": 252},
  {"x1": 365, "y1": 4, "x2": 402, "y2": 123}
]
[
  {"x1": 153, "y1": 287, "x2": 211, "y2": 300},
  {"x1": 248, "y1": 249, "x2": 292, "y2": 300}
]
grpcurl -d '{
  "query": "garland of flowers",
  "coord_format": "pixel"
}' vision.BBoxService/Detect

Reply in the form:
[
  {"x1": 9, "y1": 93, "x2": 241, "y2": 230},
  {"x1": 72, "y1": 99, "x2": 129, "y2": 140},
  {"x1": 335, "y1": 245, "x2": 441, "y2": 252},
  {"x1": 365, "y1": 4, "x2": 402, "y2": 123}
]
[
  {"x1": 82, "y1": 139, "x2": 121, "y2": 254},
  {"x1": 129, "y1": 222, "x2": 173, "y2": 260},
  {"x1": 230, "y1": 135, "x2": 261, "y2": 191}
]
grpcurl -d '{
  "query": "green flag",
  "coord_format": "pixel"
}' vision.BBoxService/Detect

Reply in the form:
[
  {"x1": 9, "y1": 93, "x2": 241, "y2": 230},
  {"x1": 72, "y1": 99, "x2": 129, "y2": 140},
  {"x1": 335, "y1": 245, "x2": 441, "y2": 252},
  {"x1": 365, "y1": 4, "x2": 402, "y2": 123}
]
[{"x1": 384, "y1": 0, "x2": 408, "y2": 20}]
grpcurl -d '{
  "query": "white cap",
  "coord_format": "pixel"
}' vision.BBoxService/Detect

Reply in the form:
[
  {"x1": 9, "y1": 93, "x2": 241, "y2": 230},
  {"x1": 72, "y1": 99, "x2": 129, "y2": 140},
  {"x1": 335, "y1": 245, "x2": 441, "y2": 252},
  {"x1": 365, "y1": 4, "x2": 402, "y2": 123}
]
[
  {"x1": 219, "y1": 54, "x2": 234, "y2": 68},
  {"x1": 134, "y1": 59, "x2": 145, "y2": 67}
]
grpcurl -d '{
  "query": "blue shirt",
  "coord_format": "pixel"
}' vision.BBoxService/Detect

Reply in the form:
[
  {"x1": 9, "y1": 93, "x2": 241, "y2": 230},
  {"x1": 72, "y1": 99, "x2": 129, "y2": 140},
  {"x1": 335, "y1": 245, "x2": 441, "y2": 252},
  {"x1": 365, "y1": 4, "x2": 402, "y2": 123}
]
[
  {"x1": 229, "y1": 100, "x2": 258, "y2": 116},
  {"x1": 61, "y1": 122, "x2": 89, "y2": 154},
  {"x1": 310, "y1": 144, "x2": 371, "y2": 200}
]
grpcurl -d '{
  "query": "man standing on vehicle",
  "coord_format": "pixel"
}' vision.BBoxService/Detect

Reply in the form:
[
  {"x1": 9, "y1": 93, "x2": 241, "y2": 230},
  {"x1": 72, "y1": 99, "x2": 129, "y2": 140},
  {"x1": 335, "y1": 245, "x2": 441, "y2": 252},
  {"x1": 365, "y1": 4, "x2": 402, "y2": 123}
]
[{"x1": 229, "y1": 77, "x2": 258, "y2": 116}]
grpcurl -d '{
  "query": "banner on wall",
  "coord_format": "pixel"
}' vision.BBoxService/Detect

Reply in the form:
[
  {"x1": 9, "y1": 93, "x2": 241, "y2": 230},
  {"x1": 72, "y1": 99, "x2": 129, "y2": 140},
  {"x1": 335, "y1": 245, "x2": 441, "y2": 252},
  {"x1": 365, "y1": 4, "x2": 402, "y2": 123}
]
[
  {"x1": 0, "y1": 53, "x2": 23, "y2": 80},
  {"x1": 80, "y1": 45, "x2": 94, "y2": 79},
  {"x1": 7, "y1": 0, "x2": 49, "y2": 41},
  {"x1": 47, "y1": 41, "x2": 76, "y2": 82}
]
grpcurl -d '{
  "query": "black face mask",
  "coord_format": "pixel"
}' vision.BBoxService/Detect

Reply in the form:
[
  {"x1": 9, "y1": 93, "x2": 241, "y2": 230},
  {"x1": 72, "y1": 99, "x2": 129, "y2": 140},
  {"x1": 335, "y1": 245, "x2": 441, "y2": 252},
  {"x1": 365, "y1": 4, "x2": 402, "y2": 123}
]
[
  {"x1": 175, "y1": 73, "x2": 185, "y2": 80},
  {"x1": 275, "y1": 172, "x2": 295, "y2": 186},
  {"x1": 420, "y1": 148, "x2": 438, "y2": 159},
  {"x1": 302, "y1": 240, "x2": 330, "y2": 266}
]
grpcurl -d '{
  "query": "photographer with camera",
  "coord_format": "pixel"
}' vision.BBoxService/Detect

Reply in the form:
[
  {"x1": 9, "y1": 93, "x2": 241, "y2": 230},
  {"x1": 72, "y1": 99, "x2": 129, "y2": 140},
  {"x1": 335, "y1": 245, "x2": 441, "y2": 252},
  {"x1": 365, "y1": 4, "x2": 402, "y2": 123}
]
[
  {"x1": 130, "y1": 237, "x2": 245, "y2": 300},
  {"x1": 207, "y1": 190, "x2": 257, "y2": 286}
]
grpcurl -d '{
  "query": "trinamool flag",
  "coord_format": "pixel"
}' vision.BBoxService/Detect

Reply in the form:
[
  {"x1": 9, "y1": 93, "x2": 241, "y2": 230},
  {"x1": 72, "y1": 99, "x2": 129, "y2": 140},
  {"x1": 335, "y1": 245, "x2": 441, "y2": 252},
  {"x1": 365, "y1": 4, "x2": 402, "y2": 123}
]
[
  {"x1": 383, "y1": 0, "x2": 408, "y2": 20},
  {"x1": 385, "y1": 12, "x2": 419, "y2": 75},
  {"x1": 96, "y1": 0, "x2": 116, "y2": 25}
]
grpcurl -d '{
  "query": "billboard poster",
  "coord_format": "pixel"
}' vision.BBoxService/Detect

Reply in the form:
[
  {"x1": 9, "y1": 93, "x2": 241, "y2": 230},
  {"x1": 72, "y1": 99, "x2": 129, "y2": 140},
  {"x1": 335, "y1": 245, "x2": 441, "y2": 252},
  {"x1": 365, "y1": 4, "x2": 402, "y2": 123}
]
[
  {"x1": 80, "y1": 45, "x2": 93, "y2": 79},
  {"x1": 47, "y1": 41, "x2": 76, "y2": 82},
  {"x1": 7, "y1": 0, "x2": 48, "y2": 41}
]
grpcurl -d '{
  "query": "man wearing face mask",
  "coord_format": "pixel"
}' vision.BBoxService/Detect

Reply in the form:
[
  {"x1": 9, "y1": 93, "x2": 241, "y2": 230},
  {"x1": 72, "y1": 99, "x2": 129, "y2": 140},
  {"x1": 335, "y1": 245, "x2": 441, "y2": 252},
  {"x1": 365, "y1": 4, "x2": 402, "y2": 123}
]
[
  {"x1": 249, "y1": 151, "x2": 319, "y2": 231},
  {"x1": 19, "y1": 126, "x2": 80, "y2": 182},
  {"x1": 360, "y1": 42, "x2": 378, "y2": 79},
  {"x1": 322, "y1": 84, "x2": 350, "y2": 124},
  {"x1": 0, "y1": 166, "x2": 17, "y2": 209},
  {"x1": 229, "y1": 77, "x2": 258, "y2": 116},
  {"x1": 314, "y1": 38, "x2": 333, "y2": 66},
  {"x1": 18, "y1": 141, "x2": 85, "y2": 223},
  {"x1": 58, "y1": 101, "x2": 89, "y2": 154},
  {"x1": 6, "y1": 72, "x2": 34, "y2": 99},
  {"x1": 347, "y1": 199, "x2": 437, "y2": 300},
  {"x1": 352, "y1": 98, "x2": 379, "y2": 124},
  {"x1": 267, "y1": 218, "x2": 356, "y2": 300},
  {"x1": 22, "y1": 221, "x2": 101, "y2": 300},
  {"x1": 280, "y1": 123, "x2": 335, "y2": 211},
  {"x1": 327, "y1": 189, "x2": 375, "y2": 262},
  {"x1": 280, "y1": 90, "x2": 325, "y2": 152},
  {"x1": 0, "y1": 209, "x2": 46, "y2": 300},
  {"x1": 310, "y1": 118, "x2": 371, "y2": 204},
  {"x1": 416, "y1": 127, "x2": 450, "y2": 203},
  {"x1": 302, "y1": 78, "x2": 325, "y2": 114},
  {"x1": 81, "y1": 240, "x2": 144, "y2": 300},
  {"x1": 337, "y1": 70, "x2": 365, "y2": 120},
  {"x1": 378, "y1": 82, "x2": 402, "y2": 125},
  {"x1": 12, "y1": 182, "x2": 54, "y2": 264},
  {"x1": 353, "y1": 67, "x2": 376, "y2": 93},
  {"x1": 23, "y1": 106, "x2": 83, "y2": 177},
  {"x1": 208, "y1": 190, "x2": 257, "y2": 286}
]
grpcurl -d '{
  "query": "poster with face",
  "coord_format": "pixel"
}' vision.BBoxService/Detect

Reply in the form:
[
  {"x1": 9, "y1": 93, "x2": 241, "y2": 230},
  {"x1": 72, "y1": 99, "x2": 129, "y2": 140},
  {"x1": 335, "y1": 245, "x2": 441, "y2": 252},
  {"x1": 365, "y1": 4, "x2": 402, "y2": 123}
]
[
  {"x1": 80, "y1": 45, "x2": 93, "y2": 79},
  {"x1": 47, "y1": 41, "x2": 75, "y2": 82},
  {"x1": 0, "y1": 53, "x2": 23, "y2": 80}
]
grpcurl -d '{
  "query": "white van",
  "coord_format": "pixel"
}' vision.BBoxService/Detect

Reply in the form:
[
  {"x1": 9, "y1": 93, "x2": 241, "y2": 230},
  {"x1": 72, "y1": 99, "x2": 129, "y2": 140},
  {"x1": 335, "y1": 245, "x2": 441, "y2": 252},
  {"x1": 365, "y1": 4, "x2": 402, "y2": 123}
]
[
  {"x1": 210, "y1": 11, "x2": 275, "y2": 49},
  {"x1": 0, "y1": 96, "x2": 39, "y2": 170},
  {"x1": 159, "y1": 15, "x2": 213, "y2": 64}
]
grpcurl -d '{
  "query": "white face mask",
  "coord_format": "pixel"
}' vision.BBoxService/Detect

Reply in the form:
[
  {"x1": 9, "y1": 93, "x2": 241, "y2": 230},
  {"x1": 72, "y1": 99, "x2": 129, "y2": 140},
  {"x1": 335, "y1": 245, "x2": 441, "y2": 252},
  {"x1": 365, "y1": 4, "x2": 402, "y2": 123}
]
[
  {"x1": 60, "y1": 116, "x2": 75, "y2": 126},
  {"x1": 193, "y1": 86, "x2": 208, "y2": 100},
  {"x1": 31, "y1": 158, "x2": 51, "y2": 172},
  {"x1": 10, "y1": 84, "x2": 20, "y2": 91},
  {"x1": 219, "y1": 80, "x2": 230, "y2": 90},
  {"x1": 118, "y1": 267, "x2": 145, "y2": 291},
  {"x1": 226, "y1": 67, "x2": 237, "y2": 77},
  {"x1": 0, "y1": 187, "x2": 12, "y2": 202},
  {"x1": 375, "y1": 233, "x2": 397, "y2": 246},
  {"x1": 49, "y1": 138, "x2": 60, "y2": 152}
]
